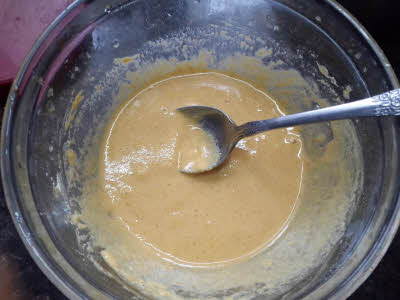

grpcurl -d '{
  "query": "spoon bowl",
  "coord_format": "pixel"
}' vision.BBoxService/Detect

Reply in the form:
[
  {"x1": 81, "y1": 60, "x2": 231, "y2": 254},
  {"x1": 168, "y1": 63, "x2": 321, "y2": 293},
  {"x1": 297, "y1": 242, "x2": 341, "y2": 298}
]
[{"x1": 177, "y1": 105, "x2": 239, "y2": 172}]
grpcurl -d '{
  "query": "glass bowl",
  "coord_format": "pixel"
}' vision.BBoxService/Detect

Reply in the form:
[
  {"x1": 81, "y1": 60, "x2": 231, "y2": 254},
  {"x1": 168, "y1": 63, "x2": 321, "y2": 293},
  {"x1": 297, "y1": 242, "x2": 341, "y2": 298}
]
[{"x1": 1, "y1": 0, "x2": 400, "y2": 299}]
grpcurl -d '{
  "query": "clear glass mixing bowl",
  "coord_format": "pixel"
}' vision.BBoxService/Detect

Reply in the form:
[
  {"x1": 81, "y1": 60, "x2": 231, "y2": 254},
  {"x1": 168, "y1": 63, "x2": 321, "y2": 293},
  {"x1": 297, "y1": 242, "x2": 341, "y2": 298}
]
[{"x1": 1, "y1": 0, "x2": 400, "y2": 299}]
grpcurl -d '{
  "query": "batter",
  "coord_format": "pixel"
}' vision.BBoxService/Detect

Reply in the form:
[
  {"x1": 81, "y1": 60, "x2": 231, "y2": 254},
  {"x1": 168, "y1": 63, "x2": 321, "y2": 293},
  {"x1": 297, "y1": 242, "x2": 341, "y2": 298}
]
[{"x1": 92, "y1": 72, "x2": 304, "y2": 266}]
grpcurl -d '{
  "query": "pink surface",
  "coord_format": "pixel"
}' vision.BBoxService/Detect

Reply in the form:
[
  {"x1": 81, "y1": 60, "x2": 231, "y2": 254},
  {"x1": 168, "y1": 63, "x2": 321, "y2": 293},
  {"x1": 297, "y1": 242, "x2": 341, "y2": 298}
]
[{"x1": 0, "y1": 0, "x2": 73, "y2": 84}]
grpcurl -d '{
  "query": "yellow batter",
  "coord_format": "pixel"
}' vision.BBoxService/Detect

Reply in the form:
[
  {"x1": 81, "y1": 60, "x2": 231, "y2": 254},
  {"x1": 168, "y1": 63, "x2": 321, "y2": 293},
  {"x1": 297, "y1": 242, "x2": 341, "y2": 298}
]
[{"x1": 94, "y1": 72, "x2": 303, "y2": 266}]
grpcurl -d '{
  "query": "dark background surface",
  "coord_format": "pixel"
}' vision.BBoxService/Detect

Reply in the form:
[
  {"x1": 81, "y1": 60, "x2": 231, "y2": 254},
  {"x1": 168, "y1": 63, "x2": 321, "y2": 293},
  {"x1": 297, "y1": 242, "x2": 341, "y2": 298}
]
[{"x1": 0, "y1": 1, "x2": 400, "y2": 299}]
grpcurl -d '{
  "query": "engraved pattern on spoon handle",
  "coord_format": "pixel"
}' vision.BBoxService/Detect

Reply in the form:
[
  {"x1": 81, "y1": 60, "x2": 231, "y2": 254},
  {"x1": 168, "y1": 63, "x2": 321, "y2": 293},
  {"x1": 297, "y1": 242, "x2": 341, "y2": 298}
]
[{"x1": 372, "y1": 89, "x2": 400, "y2": 116}]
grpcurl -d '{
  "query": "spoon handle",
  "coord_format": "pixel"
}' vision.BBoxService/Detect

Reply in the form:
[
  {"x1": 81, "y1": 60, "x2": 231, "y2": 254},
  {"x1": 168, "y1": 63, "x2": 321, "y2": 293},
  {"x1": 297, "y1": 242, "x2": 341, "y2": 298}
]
[{"x1": 238, "y1": 89, "x2": 400, "y2": 138}]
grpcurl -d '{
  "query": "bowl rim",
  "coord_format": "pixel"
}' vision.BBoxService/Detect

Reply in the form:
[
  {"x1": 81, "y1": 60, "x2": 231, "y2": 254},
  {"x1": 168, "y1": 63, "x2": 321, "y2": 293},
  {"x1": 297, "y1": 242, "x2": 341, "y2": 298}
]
[{"x1": 1, "y1": 0, "x2": 399, "y2": 299}]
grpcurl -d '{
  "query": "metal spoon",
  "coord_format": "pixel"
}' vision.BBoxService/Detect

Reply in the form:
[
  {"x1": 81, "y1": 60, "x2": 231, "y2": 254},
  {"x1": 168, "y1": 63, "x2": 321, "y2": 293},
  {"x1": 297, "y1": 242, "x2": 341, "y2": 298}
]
[{"x1": 177, "y1": 89, "x2": 400, "y2": 173}]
